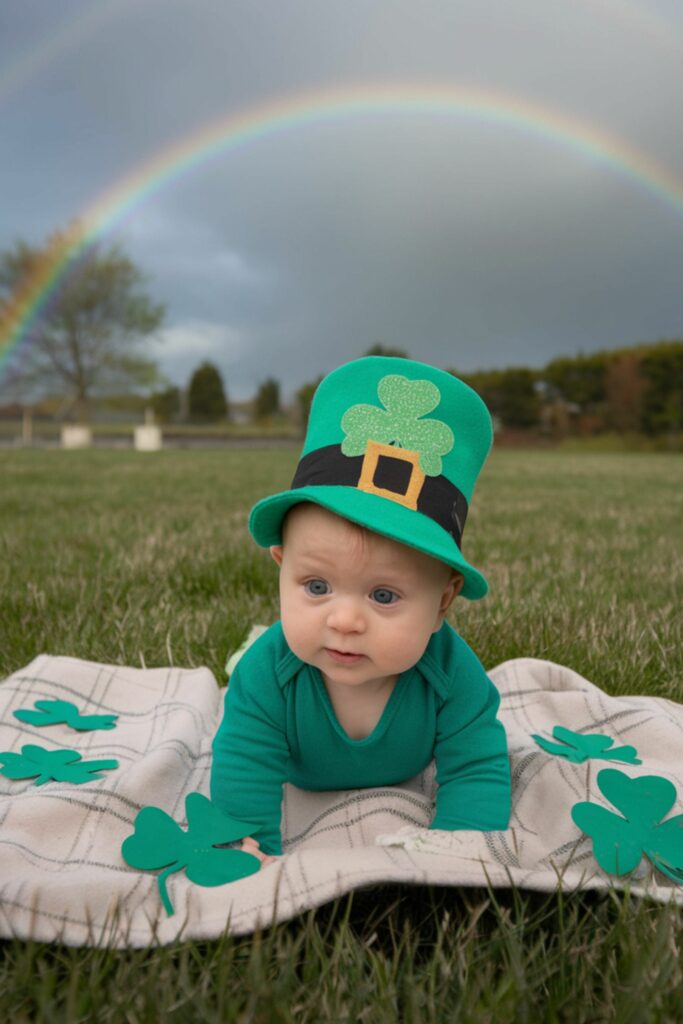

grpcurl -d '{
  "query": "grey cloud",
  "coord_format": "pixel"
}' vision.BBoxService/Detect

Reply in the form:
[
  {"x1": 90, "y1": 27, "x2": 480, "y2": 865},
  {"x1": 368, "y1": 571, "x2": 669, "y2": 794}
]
[{"x1": 1, "y1": 0, "x2": 681, "y2": 400}]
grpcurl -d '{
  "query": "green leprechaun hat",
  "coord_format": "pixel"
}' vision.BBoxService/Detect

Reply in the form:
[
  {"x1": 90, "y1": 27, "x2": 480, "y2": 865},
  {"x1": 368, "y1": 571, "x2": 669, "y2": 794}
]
[{"x1": 249, "y1": 356, "x2": 493, "y2": 599}]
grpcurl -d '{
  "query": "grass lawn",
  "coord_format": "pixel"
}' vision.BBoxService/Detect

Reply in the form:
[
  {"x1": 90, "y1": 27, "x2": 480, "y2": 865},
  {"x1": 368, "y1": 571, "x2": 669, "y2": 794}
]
[{"x1": 1, "y1": 448, "x2": 682, "y2": 1021}]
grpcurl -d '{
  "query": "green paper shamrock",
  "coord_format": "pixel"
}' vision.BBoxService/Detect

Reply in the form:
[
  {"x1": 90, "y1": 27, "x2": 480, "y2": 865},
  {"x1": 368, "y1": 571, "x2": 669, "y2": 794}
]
[
  {"x1": 0, "y1": 744, "x2": 119, "y2": 785},
  {"x1": 341, "y1": 374, "x2": 454, "y2": 476},
  {"x1": 14, "y1": 698, "x2": 118, "y2": 731},
  {"x1": 121, "y1": 792, "x2": 261, "y2": 916},
  {"x1": 571, "y1": 768, "x2": 683, "y2": 884},
  {"x1": 532, "y1": 726, "x2": 641, "y2": 765}
]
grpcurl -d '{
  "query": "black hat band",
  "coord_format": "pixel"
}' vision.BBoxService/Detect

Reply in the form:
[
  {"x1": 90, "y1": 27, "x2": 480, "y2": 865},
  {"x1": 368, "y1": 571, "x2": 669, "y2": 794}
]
[{"x1": 290, "y1": 443, "x2": 469, "y2": 549}]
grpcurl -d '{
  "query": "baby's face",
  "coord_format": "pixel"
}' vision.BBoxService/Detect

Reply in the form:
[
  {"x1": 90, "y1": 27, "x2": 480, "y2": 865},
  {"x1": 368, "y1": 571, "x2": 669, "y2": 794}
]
[{"x1": 270, "y1": 504, "x2": 462, "y2": 691}]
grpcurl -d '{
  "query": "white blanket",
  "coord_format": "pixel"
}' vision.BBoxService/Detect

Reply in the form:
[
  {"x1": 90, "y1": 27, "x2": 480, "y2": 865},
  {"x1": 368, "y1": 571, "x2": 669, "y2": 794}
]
[{"x1": 1, "y1": 650, "x2": 682, "y2": 947}]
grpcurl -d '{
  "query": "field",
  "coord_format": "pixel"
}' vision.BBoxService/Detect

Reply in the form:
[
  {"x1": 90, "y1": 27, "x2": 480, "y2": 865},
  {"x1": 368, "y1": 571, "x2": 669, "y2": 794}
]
[{"x1": 1, "y1": 448, "x2": 683, "y2": 1021}]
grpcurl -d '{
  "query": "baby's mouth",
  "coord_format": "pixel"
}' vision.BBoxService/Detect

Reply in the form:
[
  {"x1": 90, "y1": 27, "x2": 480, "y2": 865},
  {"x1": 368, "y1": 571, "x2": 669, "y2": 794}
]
[{"x1": 324, "y1": 648, "x2": 365, "y2": 664}]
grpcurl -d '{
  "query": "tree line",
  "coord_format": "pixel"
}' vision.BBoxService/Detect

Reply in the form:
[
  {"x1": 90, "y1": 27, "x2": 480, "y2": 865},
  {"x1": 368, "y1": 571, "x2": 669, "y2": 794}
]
[
  {"x1": 1, "y1": 228, "x2": 680, "y2": 437},
  {"x1": 167, "y1": 340, "x2": 683, "y2": 441},
  {"x1": 151, "y1": 365, "x2": 284, "y2": 425},
  {"x1": 457, "y1": 341, "x2": 683, "y2": 437}
]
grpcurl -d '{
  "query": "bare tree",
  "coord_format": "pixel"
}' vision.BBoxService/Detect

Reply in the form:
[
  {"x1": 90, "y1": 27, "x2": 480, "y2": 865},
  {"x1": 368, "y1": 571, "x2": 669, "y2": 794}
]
[{"x1": 0, "y1": 224, "x2": 165, "y2": 420}]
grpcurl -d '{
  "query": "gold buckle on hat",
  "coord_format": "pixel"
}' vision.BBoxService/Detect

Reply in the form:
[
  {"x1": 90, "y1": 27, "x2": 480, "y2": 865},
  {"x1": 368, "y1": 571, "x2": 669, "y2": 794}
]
[{"x1": 357, "y1": 440, "x2": 426, "y2": 511}]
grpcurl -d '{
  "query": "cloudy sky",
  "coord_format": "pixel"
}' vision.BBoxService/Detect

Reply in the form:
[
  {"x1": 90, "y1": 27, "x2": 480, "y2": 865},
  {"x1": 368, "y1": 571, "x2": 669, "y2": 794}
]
[{"x1": 2, "y1": 0, "x2": 682, "y2": 401}]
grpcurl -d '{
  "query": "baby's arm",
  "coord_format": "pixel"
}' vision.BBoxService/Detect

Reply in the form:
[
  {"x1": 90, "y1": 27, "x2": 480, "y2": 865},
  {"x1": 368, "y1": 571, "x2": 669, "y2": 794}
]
[
  {"x1": 431, "y1": 640, "x2": 511, "y2": 832},
  {"x1": 210, "y1": 657, "x2": 289, "y2": 856}
]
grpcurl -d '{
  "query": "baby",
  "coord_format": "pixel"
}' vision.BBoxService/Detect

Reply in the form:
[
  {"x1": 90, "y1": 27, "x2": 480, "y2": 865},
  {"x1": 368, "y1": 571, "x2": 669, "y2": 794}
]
[{"x1": 211, "y1": 355, "x2": 511, "y2": 863}]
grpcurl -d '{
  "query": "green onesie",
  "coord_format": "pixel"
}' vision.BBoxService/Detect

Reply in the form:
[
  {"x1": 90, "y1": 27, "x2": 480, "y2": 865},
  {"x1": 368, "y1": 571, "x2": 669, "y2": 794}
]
[{"x1": 211, "y1": 620, "x2": 510, "y2": 855}]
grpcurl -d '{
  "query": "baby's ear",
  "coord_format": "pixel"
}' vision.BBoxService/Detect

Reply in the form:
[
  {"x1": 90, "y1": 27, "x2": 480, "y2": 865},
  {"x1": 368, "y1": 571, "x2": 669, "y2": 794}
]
[
  {"x1": 435, "y1": 572, "x2": 464, "y2": 626},
  {"x1": 269, "y1": 545, "x2": 283, "y2": 567}
]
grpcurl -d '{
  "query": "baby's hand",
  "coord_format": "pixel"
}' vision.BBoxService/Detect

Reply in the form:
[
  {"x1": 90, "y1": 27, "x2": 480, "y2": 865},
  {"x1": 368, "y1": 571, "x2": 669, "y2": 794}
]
[{"x1": 240, "y1": 835, "x2": 279, "y2": 869}]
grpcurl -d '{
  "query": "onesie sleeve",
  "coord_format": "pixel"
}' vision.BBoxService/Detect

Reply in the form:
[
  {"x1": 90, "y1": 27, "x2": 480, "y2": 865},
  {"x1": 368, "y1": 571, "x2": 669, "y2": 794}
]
[
  {"x1": 210, "y1": 632, "x2": 290, "y2": 855},
  {"x1": 429, "y1": 630, "x2": 511, "y2": 832}
]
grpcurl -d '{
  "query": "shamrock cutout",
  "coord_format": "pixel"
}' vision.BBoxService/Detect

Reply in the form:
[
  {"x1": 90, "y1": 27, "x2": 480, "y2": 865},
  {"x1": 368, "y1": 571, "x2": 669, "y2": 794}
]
[
  {"x1": 14, "y1": 698, "x2": 118, "y2": 731},
  {"x1": 341, "y1": 374, "x2": 454, "y2": 476},
  {"x1": 532, "y1": 726, "x2": 641, "y2": 765},
  {"x1": 121, "y1": 792, "x2": 261, "y2": 916},
  {"x1": 0, "y1": 744, "x2": 118, "y2": 785},
  {"x1": 571, "y1": 768, "x2": 683, "y2": 883}
]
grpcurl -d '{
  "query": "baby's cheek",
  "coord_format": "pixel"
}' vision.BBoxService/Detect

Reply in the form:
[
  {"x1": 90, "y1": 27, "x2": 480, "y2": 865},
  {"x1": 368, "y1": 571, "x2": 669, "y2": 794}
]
[
  {"x1": 382, "y1": 617, "x2": 433, "y2": 668},
  {"x1": 280, "y1": 610, "x2": 315, "y2": 661}
]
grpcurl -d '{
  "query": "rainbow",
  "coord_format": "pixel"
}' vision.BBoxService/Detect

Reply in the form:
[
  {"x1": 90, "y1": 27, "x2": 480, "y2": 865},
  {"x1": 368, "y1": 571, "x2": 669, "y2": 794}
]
[
  {"x1": 0, "y1": 0, "x2": 141, "y2": 109},
  {"x1": 3, "y1": 82, "x2": 683, "y2": 383}
]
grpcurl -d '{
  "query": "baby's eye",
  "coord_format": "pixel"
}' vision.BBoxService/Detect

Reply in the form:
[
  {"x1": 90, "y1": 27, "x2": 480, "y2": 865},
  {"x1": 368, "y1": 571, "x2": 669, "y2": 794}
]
[
  {"x1": 304, "y1": 579, "x2": 329, "y2": 596},
  {"x1": 371, "y1": 588, "x2": 399, "y2": 605}
]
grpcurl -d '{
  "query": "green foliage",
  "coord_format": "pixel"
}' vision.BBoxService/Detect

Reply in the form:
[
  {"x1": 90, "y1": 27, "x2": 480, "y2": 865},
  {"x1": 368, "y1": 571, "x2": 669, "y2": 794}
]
[
  {"x1": 544, "y1": 340, "x2": 683, "y2": 438},
  {"x1": 0, "y1": 744, "x2": 118, "y2": 785},
  {"x1": 532, "y1": 725, "x2": 641, "y2": 765},
  {"x1": 341, "y1": 375, "x2": 454, "y2": 475},
  {"x1": 364, "y1": 342, "x2": 409, "y2": 358},
  {"x1": 121, "y1": 792, "x2": 260, "y2": 915},
  {"x1": 296, "y1": 375, "x2": 323, "y2": 428},
  {"x1": 640, "y1": 340, "x2": 683, "y2": 435},
  {"x1": 460, "y1": 367, "x2": 540, "y2": 428},
  {"x1": 460, "y1": 341, "x2": 683, "y2": 437},
  {"x1": 254, "y1": 377, "x2": 281, "y2": 419},
  {"x1": 13, "y1": 698, "x2": 118, "y2": 731},
  {"x1": 0, "y1": 225, "x2": 164, "y2": 418},
  {"x1": 151, "y1": 385, "x2": 181, "y2": 423},
  {"x1": 543, "y1": 352, "x2": 608, "y2": 407},
  {"x1": 187, "y1": 361, "x2": 228, "y2": 423},
  {"x1": 572, "y1": 769, "x2": 683, "y2": 882},
  {"x1": 497, "y1": 368, "x2": 540, "y2": 428}
]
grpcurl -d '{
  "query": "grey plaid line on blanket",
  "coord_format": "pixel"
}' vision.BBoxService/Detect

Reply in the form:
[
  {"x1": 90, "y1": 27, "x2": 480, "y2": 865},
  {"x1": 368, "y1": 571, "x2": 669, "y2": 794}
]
[{"x1": 1, "y1": 650, "x2": 682, "y2": 947}]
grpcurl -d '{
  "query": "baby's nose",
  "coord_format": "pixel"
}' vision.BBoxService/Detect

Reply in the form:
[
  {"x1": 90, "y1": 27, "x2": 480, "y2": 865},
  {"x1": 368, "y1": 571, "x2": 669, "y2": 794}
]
[{"x1": 327, "y1": 597, "x2": 365, "y2": 633}]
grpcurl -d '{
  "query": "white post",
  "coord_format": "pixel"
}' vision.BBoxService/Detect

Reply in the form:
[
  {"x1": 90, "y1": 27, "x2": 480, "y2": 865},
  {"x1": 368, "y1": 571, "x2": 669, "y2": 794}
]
[
  {"x1": 61, "y1": 425, "x2": 93, "y2": 449},
  {"x1": 134, "y1": 407, "x2": 162, "y2": 451}
]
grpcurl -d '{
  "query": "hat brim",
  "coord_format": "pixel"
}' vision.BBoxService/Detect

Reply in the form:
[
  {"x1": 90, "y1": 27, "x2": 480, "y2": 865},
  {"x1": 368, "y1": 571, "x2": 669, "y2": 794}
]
[{"x1": 249, "y1": 486, "x2": 488, "y2": 600}]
